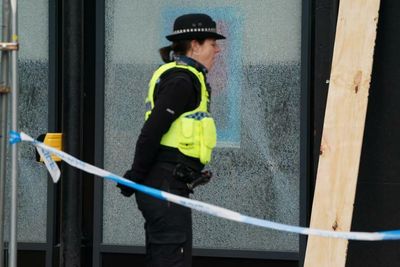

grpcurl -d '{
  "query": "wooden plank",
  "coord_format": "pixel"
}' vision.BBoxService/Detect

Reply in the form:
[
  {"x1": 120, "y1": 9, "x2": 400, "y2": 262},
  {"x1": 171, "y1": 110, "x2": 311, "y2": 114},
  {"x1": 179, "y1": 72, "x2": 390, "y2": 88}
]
[{"x1": 304, "y1": 0, "x2": 381, "y2": 266}]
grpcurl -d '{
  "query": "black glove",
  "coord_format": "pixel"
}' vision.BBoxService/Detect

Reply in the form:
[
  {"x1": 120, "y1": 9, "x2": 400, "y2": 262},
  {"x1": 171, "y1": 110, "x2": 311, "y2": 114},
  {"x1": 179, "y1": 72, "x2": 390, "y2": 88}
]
[
  {"x1": 116, "y1": 183, "x2": 136, "y2": 197},
  {"x1": 116, "y1": 171, "x2": 142, "y2": 197}
]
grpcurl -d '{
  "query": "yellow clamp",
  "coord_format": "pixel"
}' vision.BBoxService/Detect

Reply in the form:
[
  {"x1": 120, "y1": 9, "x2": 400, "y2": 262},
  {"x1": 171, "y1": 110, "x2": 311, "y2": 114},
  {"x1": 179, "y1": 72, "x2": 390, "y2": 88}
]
[{"x1": 37, "y1": 133, "x2": 63, "y2": 162}]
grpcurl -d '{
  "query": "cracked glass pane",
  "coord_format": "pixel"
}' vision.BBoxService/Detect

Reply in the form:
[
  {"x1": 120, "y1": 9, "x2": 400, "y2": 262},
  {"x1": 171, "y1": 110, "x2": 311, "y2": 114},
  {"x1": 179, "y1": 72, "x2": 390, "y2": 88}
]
[
  {"x1": 104, "y1": 0, "x2": 300, "y2": 252},
  {"x1": 1, "y1": 0, "x2": 49, "y2": 243}
]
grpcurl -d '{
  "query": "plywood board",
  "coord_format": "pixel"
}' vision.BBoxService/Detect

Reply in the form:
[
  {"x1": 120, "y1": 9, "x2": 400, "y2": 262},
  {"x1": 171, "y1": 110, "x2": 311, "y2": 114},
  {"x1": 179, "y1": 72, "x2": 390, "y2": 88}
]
[{"x1": 304, "y1": 0, "x2": 381, "y2": 266}]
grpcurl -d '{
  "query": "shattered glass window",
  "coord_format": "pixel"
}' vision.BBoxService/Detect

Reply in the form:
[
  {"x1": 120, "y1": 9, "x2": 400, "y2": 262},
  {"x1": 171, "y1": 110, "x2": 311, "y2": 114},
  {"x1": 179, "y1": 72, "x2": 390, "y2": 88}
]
[
  {"x1": 1, "y1": 0, "x2": 49, "y2": 242},
  {"x1": 104, "y1": 0, "x2": 301, "y2": 252}
]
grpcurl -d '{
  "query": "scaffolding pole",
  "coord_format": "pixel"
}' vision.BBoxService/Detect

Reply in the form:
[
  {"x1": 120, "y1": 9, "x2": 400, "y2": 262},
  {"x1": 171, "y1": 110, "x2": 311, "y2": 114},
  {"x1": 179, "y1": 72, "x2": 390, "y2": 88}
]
[
  {"x1": 0, "y1": 0, "x2": 11, "y2": 265},
  {"x1": 9, "y1": 0, "x2": 18, "y2": 266}
]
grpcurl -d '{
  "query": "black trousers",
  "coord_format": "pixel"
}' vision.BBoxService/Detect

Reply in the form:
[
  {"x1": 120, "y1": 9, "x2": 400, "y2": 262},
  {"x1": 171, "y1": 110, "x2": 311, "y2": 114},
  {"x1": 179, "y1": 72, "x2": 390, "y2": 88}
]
[{"x1": 135, "y1": 162, "x2": 192, "y2": 267}]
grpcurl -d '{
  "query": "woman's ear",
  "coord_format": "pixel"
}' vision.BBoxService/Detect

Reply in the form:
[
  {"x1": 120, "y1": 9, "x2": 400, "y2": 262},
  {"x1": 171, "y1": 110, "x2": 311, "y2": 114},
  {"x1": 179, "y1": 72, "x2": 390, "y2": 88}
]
[{"x1": 190, "y1": 40, "x2": 200, "y2": 55}]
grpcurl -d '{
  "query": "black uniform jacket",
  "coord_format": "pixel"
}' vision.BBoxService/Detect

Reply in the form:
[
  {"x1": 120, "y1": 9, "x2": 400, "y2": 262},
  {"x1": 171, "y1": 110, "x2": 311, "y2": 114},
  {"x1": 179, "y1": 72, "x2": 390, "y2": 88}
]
[{"x1": 124, "y1": 57, "x2": 208, "y2": 183}]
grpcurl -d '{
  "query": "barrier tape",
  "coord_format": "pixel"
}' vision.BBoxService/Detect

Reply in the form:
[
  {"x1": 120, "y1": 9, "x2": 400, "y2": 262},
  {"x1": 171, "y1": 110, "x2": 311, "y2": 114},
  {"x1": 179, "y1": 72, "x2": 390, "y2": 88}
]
[{"x1": 9, "y1": 131, "x2": 400, "y2": 241}]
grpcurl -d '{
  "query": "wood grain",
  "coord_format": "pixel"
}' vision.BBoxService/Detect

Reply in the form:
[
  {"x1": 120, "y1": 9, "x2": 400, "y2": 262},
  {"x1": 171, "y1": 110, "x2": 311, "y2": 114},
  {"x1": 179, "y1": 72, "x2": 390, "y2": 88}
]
[{"x1": 304, "y1": 0, "x2": 381, "y2": 266}]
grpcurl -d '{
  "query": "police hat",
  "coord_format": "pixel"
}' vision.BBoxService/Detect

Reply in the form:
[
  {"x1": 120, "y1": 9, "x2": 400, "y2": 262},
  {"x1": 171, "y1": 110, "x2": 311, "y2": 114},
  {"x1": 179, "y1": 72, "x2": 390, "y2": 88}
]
[{"x1": 166, "y1": 13, "x2": 226, "y2": 42}]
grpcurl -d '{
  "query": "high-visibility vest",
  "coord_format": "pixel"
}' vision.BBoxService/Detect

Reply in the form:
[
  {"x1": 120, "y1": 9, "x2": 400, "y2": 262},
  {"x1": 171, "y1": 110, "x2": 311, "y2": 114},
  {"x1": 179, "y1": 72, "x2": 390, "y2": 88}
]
[{"x1": 145, "y1": 62, "x2": 217, "y2": 164}]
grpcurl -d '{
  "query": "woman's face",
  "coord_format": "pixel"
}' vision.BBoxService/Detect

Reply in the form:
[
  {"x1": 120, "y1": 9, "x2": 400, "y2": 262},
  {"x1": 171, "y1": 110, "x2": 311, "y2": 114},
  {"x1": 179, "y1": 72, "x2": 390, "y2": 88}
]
[{"x1": 188, "y1": 38, "x2": 221, "y2": 70}]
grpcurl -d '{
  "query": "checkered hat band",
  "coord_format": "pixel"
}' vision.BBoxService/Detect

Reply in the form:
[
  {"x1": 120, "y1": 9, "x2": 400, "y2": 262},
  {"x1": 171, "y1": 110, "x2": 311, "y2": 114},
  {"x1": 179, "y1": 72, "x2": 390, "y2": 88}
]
[{"x1": 172, "y1": 28, "x2": 217, "y2": 34}]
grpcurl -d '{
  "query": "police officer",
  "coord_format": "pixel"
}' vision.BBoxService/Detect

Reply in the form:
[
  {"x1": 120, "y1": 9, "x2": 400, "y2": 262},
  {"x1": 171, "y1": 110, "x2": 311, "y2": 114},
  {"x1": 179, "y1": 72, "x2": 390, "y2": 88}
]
[{"x1": 117, "y1": 13, "x2": 225, "y2": 267}]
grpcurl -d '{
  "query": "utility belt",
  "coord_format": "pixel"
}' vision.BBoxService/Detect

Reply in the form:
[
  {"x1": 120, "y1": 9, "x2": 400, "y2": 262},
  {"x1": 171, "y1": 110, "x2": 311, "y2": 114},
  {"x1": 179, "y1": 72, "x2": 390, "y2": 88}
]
[
  {"x1": 157, "y1": 148, "x2": 211, "y2": 192},
  {"x1": 157, "y1": 147, "x2": 204, "y2": 172}
]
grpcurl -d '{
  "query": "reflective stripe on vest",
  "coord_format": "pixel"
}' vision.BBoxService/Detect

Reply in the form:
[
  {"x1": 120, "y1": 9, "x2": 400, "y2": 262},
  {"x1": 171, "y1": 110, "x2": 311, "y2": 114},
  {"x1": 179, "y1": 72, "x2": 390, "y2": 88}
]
[{"x1": 145, "y1": 62, "x2": 217, "y2": 164}]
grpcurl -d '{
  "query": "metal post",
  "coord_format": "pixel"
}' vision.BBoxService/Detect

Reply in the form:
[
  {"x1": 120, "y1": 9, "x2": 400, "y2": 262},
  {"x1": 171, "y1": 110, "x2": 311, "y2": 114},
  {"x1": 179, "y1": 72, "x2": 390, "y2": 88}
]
[
  {"x1": 9, "y1": 0, "x2": 18, "y2": 266},
  {"x1": 60, "y1": 0, "x2": 83, "y2": 266},
  {"x1": 0, "y1": 0, "x2": 11, "y2": 264}
]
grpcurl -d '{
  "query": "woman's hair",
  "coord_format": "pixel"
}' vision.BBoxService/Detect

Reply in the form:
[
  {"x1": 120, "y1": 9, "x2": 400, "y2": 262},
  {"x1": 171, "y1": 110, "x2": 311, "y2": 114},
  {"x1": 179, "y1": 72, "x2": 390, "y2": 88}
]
[{"x1": 159, "y1": 39, "x2": 206, "y2": 63}]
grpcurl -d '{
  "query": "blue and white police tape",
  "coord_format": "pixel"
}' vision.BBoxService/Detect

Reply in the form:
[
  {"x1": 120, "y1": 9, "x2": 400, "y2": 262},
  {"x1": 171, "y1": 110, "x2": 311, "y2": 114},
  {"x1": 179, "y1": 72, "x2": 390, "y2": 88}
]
[{"x1": 9, "y1": 131, "x2": 400, "y2": 241}]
